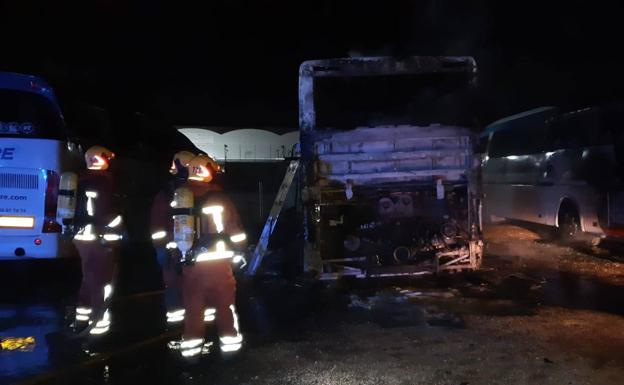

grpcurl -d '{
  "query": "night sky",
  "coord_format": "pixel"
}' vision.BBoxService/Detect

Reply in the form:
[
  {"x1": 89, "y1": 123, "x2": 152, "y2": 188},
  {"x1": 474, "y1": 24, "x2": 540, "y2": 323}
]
[{"x1": 2, "y1": 0, "x2": 624, "y2": 131}]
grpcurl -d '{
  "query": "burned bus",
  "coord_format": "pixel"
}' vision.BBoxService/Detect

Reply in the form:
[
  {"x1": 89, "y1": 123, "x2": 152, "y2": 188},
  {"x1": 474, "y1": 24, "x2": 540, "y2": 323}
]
[{"x1": 298, "y1": 57, "x2": 483, "y2": 279}]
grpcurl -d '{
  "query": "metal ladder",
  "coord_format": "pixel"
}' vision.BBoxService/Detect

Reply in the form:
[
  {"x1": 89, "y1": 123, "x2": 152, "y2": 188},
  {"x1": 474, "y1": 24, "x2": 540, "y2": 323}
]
[{"x1": 246, "y1": 159, "x2": 300, "y2": 276}]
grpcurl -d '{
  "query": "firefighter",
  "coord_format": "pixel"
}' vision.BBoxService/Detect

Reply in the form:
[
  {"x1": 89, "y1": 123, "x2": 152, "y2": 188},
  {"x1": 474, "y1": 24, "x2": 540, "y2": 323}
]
[
  {"x1": 71, "y1": 145, "x2": 124, "y2": 337},
  {"x1": 169, "y1": 154, "x2": 247, "y2": 359},
  {"x1": 149, "y1": 150, "x2": 195, "y2": 325}
]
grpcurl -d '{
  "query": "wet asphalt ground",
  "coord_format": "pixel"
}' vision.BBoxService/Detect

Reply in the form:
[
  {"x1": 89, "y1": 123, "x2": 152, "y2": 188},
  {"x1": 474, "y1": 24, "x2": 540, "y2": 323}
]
[{"x1": 2, "y1": 224, "x2": 624, "y2": 385}]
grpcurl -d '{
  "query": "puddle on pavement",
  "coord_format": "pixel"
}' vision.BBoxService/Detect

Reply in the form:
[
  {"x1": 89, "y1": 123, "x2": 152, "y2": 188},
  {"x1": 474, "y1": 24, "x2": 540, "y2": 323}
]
[
  {"x1": 0, "y1": 305, "x2": 64, "y2": 383},
  {"x1": 538, "y1": 270, "x2": 624, "y2": 316},
  {"x1": 450, "y1": 266, "x2": 624, "y2": 317}
]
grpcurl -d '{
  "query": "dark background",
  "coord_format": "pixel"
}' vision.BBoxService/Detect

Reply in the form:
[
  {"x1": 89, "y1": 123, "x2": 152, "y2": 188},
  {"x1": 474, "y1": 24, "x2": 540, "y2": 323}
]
[{"x1": 2, "y1": 0, "x2": 624, "y2": 131}]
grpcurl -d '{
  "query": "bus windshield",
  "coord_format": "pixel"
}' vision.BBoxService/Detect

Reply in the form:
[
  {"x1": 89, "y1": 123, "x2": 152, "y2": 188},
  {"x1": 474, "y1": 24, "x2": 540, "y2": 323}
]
[{"x1": 0, "y1": 90, "x2": 64, "y2": 140}]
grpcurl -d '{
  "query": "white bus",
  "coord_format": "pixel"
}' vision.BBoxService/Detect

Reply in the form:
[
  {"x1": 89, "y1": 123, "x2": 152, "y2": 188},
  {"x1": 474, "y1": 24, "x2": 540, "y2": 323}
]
[
  {"x1": 0, "y1": 72, "x2": 81, "y2": 259},
  {"x1": 481, "y1": 104, "x2": 624, "y2": 242}
]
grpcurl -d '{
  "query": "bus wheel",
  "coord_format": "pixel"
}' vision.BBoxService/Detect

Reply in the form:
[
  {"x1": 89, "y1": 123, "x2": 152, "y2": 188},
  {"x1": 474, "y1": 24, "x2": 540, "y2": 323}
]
[{"x1": 558, "y1": 206, "x2": 580, "y2": 241}]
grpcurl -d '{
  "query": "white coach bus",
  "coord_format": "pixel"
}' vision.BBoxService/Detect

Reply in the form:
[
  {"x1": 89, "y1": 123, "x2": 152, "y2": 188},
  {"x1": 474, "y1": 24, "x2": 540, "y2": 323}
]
[
  {"x1": 0, "y1": 72, "x2": 81, "y2": 259},
  {"x1": 481, "y1": 104, "x2": 624, "y2": 242}
]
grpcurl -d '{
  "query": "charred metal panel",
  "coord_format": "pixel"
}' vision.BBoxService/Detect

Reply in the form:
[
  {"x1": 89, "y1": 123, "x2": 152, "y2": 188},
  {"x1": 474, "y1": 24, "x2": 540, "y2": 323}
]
[
  {"x1": 313, "y1": 125, "x2": 474, "y2": 186},
  {"x1": 300, "y1": 56, "x2": 477, "y2": 79}
]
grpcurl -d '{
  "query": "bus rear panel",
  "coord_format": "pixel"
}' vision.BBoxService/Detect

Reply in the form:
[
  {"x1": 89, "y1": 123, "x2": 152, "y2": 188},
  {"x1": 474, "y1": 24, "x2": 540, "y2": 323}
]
[{"x1": 0, "y1": 73, "x2": 79, "y2": 259}]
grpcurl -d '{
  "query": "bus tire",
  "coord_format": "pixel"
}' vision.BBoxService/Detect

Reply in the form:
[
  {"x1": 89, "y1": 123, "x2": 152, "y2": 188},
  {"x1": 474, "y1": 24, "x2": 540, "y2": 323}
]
[{"x1": 557, "y1": 203, "x2": 580, "y2": 242}]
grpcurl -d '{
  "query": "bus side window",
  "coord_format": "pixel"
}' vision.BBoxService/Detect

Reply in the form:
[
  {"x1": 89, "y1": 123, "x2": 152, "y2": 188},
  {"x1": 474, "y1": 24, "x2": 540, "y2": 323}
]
[
  {"x1": 488, "y1": 129, "x2": 516, "y2": 158},
  {"x1": 599, "y1": 107, "x2": 624, "y2": 147},
  {"x1": 545, "y1": 110, "x2": 612, "y2": 151},
  {"x1": 559, "y1": 110, "x2": 603, "y2": 149},
  {"x1": 582, "y1": 111, "x2": 604, "y2": 147},
  {"x1": 565, "y1": 116, "x2": 584, "y2": 149},
  {"x1": 544, "y1": 118, "x2": 566, "y2": 152},
  {"x1": 488, "y1": 123, "x2": 546, "y2": 158}
]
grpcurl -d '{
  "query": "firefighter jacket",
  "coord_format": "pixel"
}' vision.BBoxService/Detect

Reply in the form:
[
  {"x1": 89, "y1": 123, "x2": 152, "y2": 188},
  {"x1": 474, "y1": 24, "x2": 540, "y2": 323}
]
[
  {"x1": 73, "y1": 170, "x2": 123, "y2": 242},
  {"x1": 186, "y1": 182, "x2": 246, "y2": 263}
]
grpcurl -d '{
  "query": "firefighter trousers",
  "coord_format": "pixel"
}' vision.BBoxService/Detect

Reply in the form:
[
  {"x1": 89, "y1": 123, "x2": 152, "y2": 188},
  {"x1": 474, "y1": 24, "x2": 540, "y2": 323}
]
[
  {"x1": 73, "y1": 240, "x2": 118, "y2": 334},
  {"x1": 156, "y1": 246, "x2": 185, "y2": 323},
  {"x1": 182, "y1": 260, "x2": 241, "y2": 351}
]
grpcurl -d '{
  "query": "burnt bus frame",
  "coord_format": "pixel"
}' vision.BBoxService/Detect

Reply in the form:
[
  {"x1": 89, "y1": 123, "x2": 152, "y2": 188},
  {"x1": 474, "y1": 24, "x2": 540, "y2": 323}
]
[{"x1": 298, "y1": 56, "x2": 481, "y2": 278}]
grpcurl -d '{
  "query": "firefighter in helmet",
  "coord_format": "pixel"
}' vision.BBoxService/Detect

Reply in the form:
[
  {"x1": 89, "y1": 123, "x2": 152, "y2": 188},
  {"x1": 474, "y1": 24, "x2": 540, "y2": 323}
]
[
  {"x1": 149, "y1": 150, "x2": 195, "y2": 325},
  {"x1": 168, "y1": 153, "x2": 246, "y2": 358},
  {"x1": 71, "y1": 145, "x2": 124, "y2": 336}
]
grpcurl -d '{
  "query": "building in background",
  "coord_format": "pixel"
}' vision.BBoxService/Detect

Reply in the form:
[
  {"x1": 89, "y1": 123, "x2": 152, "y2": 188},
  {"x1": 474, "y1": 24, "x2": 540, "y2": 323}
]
[
  {"x1": 176, "y1": 127, "x2": 298, "y2": 162},
  {"x1": 176, "y1": 127, "x2": 299, "y2": 246}
]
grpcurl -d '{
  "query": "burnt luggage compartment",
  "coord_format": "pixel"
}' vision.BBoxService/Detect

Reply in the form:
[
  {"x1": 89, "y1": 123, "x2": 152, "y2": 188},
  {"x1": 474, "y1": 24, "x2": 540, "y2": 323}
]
[{"x1": 298, "y1": 57, "x2": 483, "y2": 279}]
